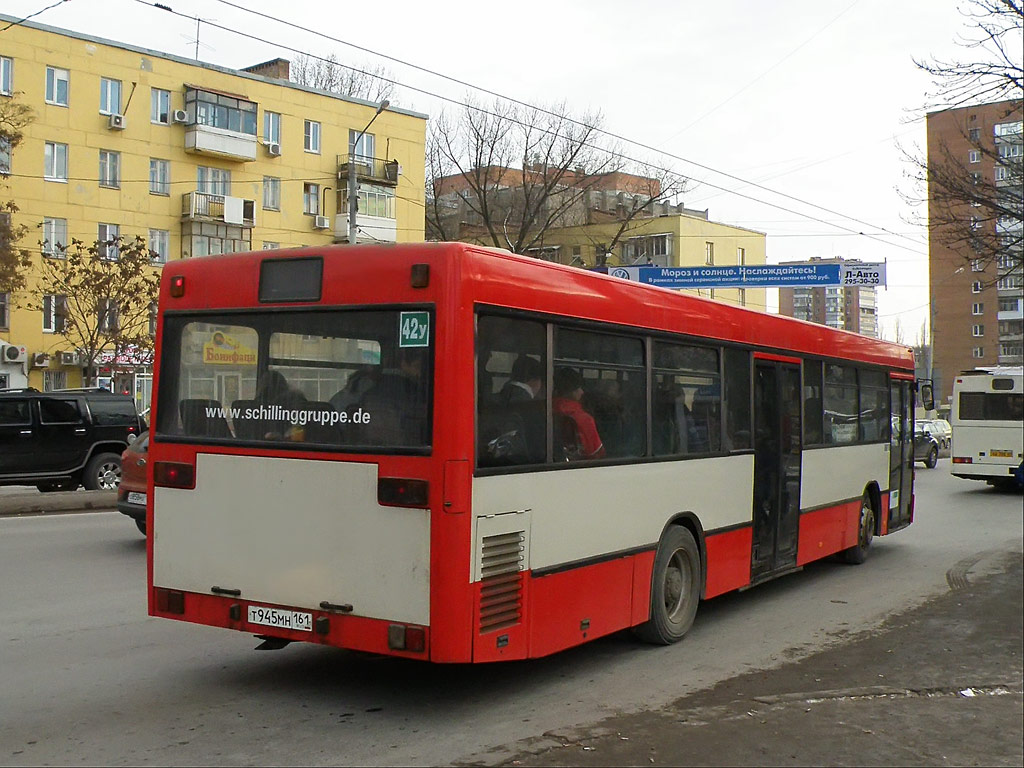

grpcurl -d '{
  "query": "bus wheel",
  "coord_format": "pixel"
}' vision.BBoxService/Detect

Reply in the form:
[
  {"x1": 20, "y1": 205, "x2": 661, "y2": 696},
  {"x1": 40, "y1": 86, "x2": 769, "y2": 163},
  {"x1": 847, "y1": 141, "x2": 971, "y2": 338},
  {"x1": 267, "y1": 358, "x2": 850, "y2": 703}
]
[
  {"x1": 634, "y1": 526, "x2": 700, "y2": 645},
  {"x1": 842, "y1": 494, "x2": 875, "y2": 565}
]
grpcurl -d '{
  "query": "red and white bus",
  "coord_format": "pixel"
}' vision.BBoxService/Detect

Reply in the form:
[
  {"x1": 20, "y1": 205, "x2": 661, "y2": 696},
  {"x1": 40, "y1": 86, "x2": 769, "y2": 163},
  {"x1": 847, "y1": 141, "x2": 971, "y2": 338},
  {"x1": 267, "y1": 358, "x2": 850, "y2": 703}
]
[{"x1": 148, "y1": 243, "x2": 925, "y2": 662}]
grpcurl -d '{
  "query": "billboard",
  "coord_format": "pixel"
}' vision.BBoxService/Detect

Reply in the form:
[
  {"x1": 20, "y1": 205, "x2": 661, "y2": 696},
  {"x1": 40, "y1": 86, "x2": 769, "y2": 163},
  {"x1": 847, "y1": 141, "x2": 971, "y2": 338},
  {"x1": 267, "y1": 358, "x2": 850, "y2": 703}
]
[{"x1": 604, "y1": 262, "x2": 886, "y2": 289}]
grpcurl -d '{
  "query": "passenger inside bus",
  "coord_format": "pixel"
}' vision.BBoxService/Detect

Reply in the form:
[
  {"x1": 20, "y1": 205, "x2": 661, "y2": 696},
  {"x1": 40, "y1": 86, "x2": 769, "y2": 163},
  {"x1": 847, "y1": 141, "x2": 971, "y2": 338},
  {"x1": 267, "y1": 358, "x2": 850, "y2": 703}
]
[{"x1": 553, "y1": 366, "x2": 605, "y2": 460}]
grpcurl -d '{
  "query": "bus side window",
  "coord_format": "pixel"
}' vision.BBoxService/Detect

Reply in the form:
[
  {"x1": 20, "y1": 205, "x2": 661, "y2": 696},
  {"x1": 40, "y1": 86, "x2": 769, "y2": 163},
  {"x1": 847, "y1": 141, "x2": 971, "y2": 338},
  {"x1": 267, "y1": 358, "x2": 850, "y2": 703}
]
[
  {"x1": 476, "y1": 315, "x2": 547, "y2": 468},
  {"x1": 652, "y1": 342, "x2": 720, "y2": 457},
  {"x1": 803, "y1": 360, "x2": 823, "y2": 445},
  {"x1": 724, "y1": 348, "x2": 751, "y2": 450}
]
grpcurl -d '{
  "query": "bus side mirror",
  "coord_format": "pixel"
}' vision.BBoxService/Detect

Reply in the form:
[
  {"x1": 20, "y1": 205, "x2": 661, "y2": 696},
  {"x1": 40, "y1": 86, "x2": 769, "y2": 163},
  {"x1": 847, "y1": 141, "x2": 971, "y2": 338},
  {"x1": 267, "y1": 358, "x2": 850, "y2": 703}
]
[{"x1": 918, "y1": 380, "x2": 934, "y2": 411}]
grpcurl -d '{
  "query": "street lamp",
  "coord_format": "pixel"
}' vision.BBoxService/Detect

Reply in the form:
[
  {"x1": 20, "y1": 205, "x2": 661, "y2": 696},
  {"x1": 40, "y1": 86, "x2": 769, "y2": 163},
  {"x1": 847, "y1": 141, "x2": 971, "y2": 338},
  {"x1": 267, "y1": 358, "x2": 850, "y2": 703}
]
[{"x1": 348, "y1": 99, "x2": 390, "y2": 245}]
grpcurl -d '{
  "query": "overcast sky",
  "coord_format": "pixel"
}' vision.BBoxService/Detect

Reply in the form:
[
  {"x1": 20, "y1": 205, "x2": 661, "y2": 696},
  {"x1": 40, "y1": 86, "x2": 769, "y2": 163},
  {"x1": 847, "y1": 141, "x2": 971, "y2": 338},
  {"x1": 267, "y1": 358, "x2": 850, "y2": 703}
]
[{"x1": 5, "y1": 0, "x2": 978, "y2": 341}]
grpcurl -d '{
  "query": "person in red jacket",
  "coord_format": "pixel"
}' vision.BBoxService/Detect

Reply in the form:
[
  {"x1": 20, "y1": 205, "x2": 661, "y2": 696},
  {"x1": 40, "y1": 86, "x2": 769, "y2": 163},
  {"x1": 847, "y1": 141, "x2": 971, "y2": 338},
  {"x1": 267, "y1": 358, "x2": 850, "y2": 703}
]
[{"x1": 553, "y1": 367, "x2": 605, "y2": 459}]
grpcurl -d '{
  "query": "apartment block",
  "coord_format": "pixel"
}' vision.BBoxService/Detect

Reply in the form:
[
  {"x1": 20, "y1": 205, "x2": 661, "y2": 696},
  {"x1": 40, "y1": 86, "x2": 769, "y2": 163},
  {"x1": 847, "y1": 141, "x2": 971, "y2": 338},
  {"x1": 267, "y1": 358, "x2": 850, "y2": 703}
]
[
  {"x1": 0, "y1": 14, "x2": 427, "y2": 392},
  {"x1": 927, "y1": 100, "x2": 1023, "y2": 406},
  {"x1": 778, "y1": 258, "x2": 879, "y2": 338}
]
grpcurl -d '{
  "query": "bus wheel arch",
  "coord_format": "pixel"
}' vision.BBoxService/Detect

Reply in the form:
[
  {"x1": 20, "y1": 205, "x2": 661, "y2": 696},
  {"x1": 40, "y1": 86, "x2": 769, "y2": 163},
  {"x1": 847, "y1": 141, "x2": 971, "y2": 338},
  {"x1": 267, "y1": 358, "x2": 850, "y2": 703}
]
[
  {"x1": 634, "y1": 519, "x2": 703, "y2": 645},
  {"x1": 841, "y1": 489, "x2": 877, "y2": 565}
]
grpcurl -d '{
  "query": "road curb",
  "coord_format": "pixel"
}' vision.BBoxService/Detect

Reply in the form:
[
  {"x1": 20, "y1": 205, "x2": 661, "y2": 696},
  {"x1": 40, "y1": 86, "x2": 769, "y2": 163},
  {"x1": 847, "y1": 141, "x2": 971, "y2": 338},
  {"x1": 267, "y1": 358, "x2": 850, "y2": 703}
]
[{"x1": 0, "y1": 490, "x2": 117, "y2": 518}]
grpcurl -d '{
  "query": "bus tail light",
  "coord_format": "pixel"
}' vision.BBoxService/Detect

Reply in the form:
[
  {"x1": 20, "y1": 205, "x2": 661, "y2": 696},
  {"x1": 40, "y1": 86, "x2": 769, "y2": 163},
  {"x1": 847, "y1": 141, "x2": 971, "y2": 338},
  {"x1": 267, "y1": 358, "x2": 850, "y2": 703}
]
[
  {"x1": 377, "y1": 478, "x2": 428, "y2": 508},
  {"x1": 154, "y1": 461, "x2": 196, "y2": 489},
  {"x1": 169, "y1": 274, "x2": 186, "y2": 297},
  {"x1": 387, "y1": 623, "x2": 425, "y2": 653},
  {"x1": 952, "y1": 457, "x2": 973, "y2": 464},
  {"x1": 155, "y1": 588, "x2": 185, "y2": 614}
]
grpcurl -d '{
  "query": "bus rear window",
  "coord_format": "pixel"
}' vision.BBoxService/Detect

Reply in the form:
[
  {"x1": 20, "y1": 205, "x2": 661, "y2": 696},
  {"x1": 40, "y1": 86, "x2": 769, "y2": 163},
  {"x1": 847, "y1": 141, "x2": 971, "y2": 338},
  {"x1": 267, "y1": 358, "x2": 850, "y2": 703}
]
[
  {"x1": 959, "y1": 392, "x2": 1024, "y2": 421},
  {"x1": 156, "y1": 310, "x2": 432, "y2": 451}
]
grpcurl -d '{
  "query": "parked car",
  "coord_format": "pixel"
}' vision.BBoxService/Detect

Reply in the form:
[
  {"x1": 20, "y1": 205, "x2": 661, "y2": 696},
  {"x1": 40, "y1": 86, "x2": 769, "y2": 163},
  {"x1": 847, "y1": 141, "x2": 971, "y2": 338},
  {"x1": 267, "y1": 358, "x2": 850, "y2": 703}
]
[
  {"x1": 924, "y1": 418, "x2": 952, "y2": 450},
  {"x1": 912, "y1": 423, "x2": 940, "y2": 469},
  {"x1": 0, "y1": 387, "x2": 144, "y2": 491},
  {"x1": 117, "y1": 431, "x2": 148, "y2": 535}
]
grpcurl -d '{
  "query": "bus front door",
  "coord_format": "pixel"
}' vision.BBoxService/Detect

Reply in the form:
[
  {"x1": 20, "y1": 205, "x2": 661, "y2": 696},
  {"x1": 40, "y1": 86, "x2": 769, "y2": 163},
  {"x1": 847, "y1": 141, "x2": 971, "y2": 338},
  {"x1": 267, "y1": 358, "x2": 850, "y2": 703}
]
[
  {"x1": 751, "y1": 362, "x2": 802, "y2": 580},
  {"x1": 888, "y1": 380, "x2": 914, "y2": 530}
]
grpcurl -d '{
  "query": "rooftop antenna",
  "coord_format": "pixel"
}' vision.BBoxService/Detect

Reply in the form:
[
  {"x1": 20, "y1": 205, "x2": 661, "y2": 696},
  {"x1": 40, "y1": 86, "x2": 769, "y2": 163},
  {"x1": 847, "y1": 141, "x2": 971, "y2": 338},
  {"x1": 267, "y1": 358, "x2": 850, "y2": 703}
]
[{"x1": 180, "y1": 16, "x2": 216, "y2": 60}]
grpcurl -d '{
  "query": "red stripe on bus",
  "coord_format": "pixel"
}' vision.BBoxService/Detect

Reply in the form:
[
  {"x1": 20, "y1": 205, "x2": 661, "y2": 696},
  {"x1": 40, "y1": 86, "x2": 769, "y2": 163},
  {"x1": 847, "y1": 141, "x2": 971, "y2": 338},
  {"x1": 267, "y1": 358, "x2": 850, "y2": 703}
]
[{"x1": 797, "y1": 500, "x2": 862, "y2": 565}]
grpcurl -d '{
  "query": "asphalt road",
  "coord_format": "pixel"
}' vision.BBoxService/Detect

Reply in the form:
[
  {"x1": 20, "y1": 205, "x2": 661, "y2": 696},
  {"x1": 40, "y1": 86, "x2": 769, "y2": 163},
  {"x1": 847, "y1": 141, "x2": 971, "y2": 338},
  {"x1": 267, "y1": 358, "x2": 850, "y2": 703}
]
[{"x1": 0, "y1": 461, "x2": 1020, "y2": 766}]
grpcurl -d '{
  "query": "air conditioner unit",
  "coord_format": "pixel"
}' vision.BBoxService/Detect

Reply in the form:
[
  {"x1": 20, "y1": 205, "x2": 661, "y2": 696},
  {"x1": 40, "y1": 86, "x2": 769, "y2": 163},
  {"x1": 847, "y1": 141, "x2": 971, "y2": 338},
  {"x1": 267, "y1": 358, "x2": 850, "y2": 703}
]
[
  {"x1": 108, "y1": 113, "x2": 127, "y2": 130},
  {"x1": 172, "y1": 109, "x2": 189, "y2": 124},
  {"x1": 265, "y1": 141, "x2": 282, "y2": 157},
  {"x1": 58, "y1": 351, "x2": 80, "y2": 367},
  {"x1": 2, "y1": 343, "x2": 26, "y2": 364},
  {"x1": 31, "y1": 352, "x2": 51, "y2": 369},
  {"x1": 313, "y1": 215, "x2": 330, "y2": 230}
]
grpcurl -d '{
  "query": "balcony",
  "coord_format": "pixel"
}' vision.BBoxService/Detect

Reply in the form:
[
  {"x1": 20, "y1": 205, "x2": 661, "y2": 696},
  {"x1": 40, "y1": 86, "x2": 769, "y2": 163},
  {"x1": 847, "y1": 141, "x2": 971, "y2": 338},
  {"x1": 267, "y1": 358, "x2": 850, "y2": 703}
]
[
  {"x1": 185, "y1": 124, "x2": 258, "y2": 162},
  {"x1": 334, "y1": 213, "x2": 397, "y2": 243},
  {"x1": 182, "y1": 192, "x2": 255, "y2": 227},
  {"x1": 336, "y1": 155, "x2": 401, "y2": 187}
]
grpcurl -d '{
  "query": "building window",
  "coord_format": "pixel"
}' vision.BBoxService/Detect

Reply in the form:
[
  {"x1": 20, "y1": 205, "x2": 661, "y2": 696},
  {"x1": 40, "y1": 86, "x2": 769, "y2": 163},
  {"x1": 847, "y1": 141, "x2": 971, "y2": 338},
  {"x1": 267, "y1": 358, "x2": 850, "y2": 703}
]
[
  {"x1": 186, "y1": 88, "x2": 257, "y2": 135},
  {"x1": 972, "y1": 281, "x2": 983, "y2": 293},
  {"x1": 705, "y1": 241, "x2": 714, "y2": 265},
  {"x1": 970, "y1": 171, "x2": 982, "y2": 184},
  {"x1": 304, "y1": 120, "x2": 321, "y2": 153},
  {"x1": 148, "y1": 302, "x2": 158, "y2": 336},
  {"x1": 98, "y1": 150, "x2": 120, "y2": 188},
  {"x1": 994, "y1": 166, "x2": 1010, "y2": 182},
  {"x1": 972, "y1": 302, "x2": 984, "y2": 315},
  {"x1": 42, "y1": 294, "x2": 66, "y2": 333},
  {"x1": 0, "y1": 57, "x2": 11, "y2": 96},
  {"x1": 973, "y1": 346, "x2": 984, "y2": 358},
  {"x1": 969, "y1": 127, "x2": 981, "y2": 142},
  {"x1": 45, "y1": 66, "x2": 69, "y2": 106},
  {"x1": 42, "y1": 217, "x2": 67, "y2": 257},
  {"x1": 44, "y1": 141, "x2": 68, "y2": 181},
  {"x1": 98, "y1": 223, "x2": 120, "y2": 260},
  {"x1": 0, "y1": 137, "x2": 9, "y2": 175},
  {"x1": 348, "y1": 129, "x2": 374, "y2": 163},
  {"x1": 998, "y1": 142, "x2": 1023, "y2": 159},
  {"x1": 263, "y1": 176, "x2": 280, "y2": 210},
  {"x1": 149, "y1": 158, "x2": 170, "y2": 195},
  {"x1": 151, "y1": 88, "x2": 170, "y2": 124},
  {"x1": 303, "y1": 183, "x2": 320, "y2": 215},
  {"x1": 42, "y1": 370, "x2": 68, "y2": 391},
  {"x1": 99, "y1": 77, "x2": 121, "y2": 115},
  {"x1": 148, "y1": 228, "x2": 169, "y2": 263},
  {"x1": 968, "y1": 149, "x2": 981, "y2": 163},
  {"x1": 0, "y1": 292, "x2": 9, "y2": 328},
  {"x1": 994, "y1": 121, "x2": 1023, "y2": 137},
  {"x1": 98, "y1": 298, "x2": 119, "y2": 333},
  {"x1": 997, "y1": 275, "x2": 1023, "y2": 290},
  {"x1": 197, "y1": 166, "x2": 231, "y2": 196},
  {"x1": 621, "y1": 233, "x2": 670, "y2": 266},
  {"x1": 972, "y1": 324, "x2": 984, "y2": 337},
  {"x1": 264, "y1": 111, "x2": 281, "y2": 144},
  {"x1": 262, "y1": 241, "x2": 280, "y2": 250},
  {"x1": 999, "y1": 297, "x2": 1020, "y2": 312}
]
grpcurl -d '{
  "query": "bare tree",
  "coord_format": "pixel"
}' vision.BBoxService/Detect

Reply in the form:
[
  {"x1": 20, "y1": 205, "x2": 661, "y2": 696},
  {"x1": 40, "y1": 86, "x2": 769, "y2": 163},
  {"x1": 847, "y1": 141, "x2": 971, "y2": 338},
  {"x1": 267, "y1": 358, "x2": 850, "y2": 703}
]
[
  {"x1": 291, "y1": 53, "x2": 395, "y2": 103},
  {"x1": 906, "y1": 0, "x2": 1023, "y2": 280},
  {"x1": 29, "y1": 237, "x2": 161, "y2": 385},
  {"x1": 0, "y1": 95, "x2": 34, "y2": 295},
  {"x1": 426, "y1": 97, "x2": 687, "y2": 258}
]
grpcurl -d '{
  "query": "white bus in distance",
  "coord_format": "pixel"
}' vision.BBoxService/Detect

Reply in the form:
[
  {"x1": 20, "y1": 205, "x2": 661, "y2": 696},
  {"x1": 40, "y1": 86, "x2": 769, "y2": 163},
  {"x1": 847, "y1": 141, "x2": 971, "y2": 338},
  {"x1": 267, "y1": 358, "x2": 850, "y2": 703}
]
[{"x1": 950, "y1": 366, "x2": 1024, "y2": 489}]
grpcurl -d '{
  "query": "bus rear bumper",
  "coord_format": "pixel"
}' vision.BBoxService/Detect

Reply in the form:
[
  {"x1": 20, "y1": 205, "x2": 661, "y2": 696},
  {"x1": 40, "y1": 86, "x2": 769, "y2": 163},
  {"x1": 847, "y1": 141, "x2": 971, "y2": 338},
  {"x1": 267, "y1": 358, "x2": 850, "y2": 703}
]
[{"x1": 149, "y1": 588, "x2": 434, "y2": 661}]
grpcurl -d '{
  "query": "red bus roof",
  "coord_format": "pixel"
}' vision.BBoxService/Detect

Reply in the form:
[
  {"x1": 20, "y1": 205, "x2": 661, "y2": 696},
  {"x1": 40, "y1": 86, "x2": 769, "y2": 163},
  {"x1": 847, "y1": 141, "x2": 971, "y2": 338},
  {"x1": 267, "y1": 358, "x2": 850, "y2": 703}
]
[{"x1": 162, "y1": 242, "x2": 915, "y2": 372}]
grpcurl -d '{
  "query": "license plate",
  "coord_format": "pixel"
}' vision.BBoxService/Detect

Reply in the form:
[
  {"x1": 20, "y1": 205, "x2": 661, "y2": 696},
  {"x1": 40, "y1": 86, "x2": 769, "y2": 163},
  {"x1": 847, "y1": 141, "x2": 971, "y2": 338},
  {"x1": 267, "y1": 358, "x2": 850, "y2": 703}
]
[
  {"x1": 990, "y1": 449, "x2": 1012, "y2": 458},
  {"x1": 127, "y1": 491, "x2": 146, "y2": 505},
  {"x1": 247, "y1": 605, "x2": 312, "y2": 632}
]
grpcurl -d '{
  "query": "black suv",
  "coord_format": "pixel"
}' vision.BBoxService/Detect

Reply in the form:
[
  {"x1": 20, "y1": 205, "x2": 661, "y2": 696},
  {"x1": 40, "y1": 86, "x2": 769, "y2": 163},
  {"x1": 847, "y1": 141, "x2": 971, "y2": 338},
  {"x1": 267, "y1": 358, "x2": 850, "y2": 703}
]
[{"x1": 0, "y1": 388, "x2": 144, "y2": 492}]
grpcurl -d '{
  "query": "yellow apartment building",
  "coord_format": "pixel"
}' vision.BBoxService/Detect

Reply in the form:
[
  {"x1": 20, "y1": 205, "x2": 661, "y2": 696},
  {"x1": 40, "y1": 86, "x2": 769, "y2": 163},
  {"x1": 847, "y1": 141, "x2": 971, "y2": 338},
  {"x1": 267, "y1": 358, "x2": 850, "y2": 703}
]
[
  {"x1": 536, "y1": 210, "x2": 768, "y2": 312},
  {"x1": 0, "y1": 14, "x2": 427, "y2": 396}
]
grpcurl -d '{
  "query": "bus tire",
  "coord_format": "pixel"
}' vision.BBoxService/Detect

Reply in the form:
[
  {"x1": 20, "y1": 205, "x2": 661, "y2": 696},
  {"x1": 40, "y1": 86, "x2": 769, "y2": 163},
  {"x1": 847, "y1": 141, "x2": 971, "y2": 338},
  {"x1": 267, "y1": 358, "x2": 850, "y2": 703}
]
[
  {"x1": 841, "y1": 494, "x2": 875, "y2": 565},
  {"x1": 634, "y1": 526, "x2": 700, "y2": 645},
  {"x1": 924, "y1": 447, "x2": 938, "y2": 469}
]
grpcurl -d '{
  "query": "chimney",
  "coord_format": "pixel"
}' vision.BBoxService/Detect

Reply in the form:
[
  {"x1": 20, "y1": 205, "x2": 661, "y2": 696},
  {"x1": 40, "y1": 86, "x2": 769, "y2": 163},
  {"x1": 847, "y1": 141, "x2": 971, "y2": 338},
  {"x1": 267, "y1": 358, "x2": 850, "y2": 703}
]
[{"x1": 242, "y1": 58, "x2": 291, "y2": 81}]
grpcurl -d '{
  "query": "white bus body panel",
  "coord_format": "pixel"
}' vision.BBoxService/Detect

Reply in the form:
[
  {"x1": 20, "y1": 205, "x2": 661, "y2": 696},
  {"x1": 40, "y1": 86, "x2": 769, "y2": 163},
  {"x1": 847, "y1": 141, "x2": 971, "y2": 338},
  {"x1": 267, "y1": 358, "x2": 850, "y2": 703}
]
[
  {"x1": 951, "y1": 367, "x2": 1023, "y2": 482},
  {"x1": 471, "y1": 454, "x2": 753, "y2": 579},
  {"x1": 153, "y1": 453, "x2": 431, "y2": 625},
  {"x1": 800, "y1": 443, "x2": 890, "y2": 509}
]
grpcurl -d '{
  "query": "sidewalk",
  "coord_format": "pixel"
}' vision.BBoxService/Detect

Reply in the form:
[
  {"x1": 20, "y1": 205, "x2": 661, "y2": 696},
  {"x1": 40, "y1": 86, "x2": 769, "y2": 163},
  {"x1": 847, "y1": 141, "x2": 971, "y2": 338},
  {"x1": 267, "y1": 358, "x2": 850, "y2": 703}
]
[
  {"x1": 497, "y1": 552, "x2": 1024, "y2": 767},
  {"x1": 0, "y1": 489, "x2": 116, "y2": 517}
]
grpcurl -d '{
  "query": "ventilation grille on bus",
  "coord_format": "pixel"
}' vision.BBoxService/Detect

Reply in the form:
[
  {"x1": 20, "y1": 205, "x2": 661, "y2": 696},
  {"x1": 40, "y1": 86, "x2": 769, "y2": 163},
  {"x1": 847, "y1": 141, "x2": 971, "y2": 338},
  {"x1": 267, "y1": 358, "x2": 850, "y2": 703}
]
[{"x1": 479, "y1": 530, "x2": 524, "y2": 634}]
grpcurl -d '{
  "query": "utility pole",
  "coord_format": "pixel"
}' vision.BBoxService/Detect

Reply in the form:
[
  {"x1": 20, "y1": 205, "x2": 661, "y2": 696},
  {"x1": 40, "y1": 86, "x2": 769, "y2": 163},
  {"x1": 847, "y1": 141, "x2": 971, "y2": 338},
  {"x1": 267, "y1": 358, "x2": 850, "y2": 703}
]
[{"x1": 348, "y1": 100, "x2": 389, "y2": 245}]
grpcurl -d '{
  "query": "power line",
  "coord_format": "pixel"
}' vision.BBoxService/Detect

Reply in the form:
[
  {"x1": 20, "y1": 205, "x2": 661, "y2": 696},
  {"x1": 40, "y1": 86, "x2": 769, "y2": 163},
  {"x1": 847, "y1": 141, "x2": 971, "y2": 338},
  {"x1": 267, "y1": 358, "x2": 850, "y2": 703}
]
[
  {"x1": 0, "y1": 0, "x2": 69, "y2": 32},
  {"x1": 195, "y1": 0, "x2": 933, "y2": 256}
]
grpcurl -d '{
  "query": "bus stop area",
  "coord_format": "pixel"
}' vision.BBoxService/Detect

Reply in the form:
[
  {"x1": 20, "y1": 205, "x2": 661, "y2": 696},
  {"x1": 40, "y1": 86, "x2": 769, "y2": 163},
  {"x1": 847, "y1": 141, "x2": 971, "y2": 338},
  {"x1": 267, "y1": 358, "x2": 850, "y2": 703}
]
[{"x1": 492, "y1": 552, "x2": 1024, "y2": 767}]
